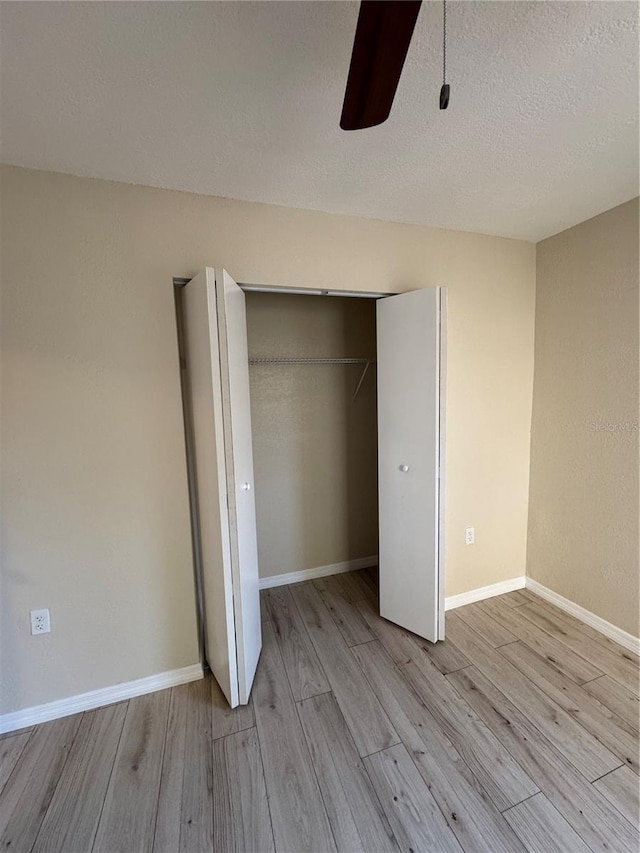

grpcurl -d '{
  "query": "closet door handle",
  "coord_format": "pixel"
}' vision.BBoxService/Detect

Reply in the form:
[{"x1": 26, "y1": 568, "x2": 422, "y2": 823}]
[
  {"x1": 241, "y1": 482, "x2": 252, "y2": 491},
  {"x1": 399, "y1": 464, "x2": 410, "y2": 473}
]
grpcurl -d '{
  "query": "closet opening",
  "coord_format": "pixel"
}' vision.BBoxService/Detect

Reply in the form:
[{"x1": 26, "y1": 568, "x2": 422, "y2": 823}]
[
  {"x1": 176, "y1": 268, "x2": 445, "y2": 707},
  {"x1": 244, "y1": 289, "x2": 382, "y2": 599}
]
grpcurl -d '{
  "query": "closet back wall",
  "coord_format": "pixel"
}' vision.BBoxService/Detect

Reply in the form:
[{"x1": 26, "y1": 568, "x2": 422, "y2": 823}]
[
  {"x1": 0, "y1": 165, "x2": 535, "y2": 715},
  {"x1": 246, "y1": 294, "x2": 378, "y2": 579}
]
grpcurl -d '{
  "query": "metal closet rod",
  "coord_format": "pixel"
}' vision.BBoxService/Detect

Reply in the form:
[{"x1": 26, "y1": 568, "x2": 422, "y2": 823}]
[{"x1": 248, "y1": 357, "x2": 375, "y2": 364}]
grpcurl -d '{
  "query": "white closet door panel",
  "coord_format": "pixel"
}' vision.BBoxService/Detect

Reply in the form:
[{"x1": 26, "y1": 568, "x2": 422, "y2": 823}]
[
  {"x1": 377, "y1": 288, "x2": 443, "y2": 643},
  {"x1": 183, "y1": 269, "x2": 238, "y2": 707},
  {"x1": 215, "y1": 269, "x2": 262, "y2": 704}
]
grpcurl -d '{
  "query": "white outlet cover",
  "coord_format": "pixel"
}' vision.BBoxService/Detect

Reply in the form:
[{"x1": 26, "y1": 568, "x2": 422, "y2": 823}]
[
  {"x1": 30, "y1": 608, "x2": 51, "y2": 635},
  {"x1": 465, "y1": 527, "x2": 475, "y2": 545}
]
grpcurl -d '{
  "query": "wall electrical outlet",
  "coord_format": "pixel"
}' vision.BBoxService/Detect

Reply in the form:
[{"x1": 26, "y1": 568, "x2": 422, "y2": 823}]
[
  {"x1": 465, "y1": 527, "x2": 475, "y2": 545},
  {"x1": 30, "y1": 608, "x2": 51, "y2": 635}
]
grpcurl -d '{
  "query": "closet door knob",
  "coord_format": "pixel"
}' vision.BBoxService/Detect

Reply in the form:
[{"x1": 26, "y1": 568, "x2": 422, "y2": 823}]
[
  {"x1": 242, "y1": 482, "x2": 252, "y2": 491},
  {"x1": 399, "y1": 464, "x2": 410, "y2": 473}
]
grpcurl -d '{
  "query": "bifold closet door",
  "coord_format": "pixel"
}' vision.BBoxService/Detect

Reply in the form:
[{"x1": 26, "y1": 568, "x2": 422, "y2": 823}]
[
  {"x1": 377, "y1": 288, "x2": 444, "y2": 644},
  {"x1": 182, "y1": 268, "x2": 261, "y2": 707}
]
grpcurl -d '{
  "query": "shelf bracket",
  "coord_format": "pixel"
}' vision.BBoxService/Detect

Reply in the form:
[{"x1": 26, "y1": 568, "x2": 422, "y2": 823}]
[{"x1": 352, "y1": 360, "x2": 371, "y2": 403}]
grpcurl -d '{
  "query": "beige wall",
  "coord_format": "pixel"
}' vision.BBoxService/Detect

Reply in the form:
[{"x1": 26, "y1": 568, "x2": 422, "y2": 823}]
[
  {"x1": 528, "y1": 199, "x2": 639, "y2": 636},
  {"x1": 246, "y1": 293, "x2": 378, "y2": 578},
  {"x1": 0, "y1": 165, "x2": 535, "y2": 714}
]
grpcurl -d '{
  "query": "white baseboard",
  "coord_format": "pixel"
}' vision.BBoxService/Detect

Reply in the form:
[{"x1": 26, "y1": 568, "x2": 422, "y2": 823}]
[
  {"x1": 259, "y1": 556, "x2": 378, "y2": 590},
  {"x1": 525, "y1": 579, "x2": 640, "y2": 656},
  {"x1": 445, "y1": 576, "x2": 526, "y2": 611},
  {"x1": 0, "y1": 663, "x2": 203, "y2": 735}
]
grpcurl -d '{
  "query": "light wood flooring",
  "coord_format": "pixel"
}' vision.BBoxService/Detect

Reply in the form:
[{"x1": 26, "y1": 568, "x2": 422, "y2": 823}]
[{"x1": 1, "y1": 568, "x2": 638, "y2": 852}]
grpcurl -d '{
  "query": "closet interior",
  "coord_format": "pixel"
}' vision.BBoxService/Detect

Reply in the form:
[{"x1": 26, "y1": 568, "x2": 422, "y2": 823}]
[{"x1": 244, "y1": 292, "x2": 380, "y2": 587}]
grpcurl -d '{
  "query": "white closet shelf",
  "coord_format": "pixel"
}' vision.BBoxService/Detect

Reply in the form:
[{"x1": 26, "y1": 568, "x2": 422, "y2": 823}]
[
  {"x1": 248, "y1": 357, "x2": 375, "y2": 364},
  {"x1": 248, "y1": 357, "x2": 376, "y2": 401}
]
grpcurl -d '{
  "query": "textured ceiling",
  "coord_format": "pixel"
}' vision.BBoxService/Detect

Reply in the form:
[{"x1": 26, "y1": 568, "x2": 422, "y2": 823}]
[{"x1": 0, "y1": 1, "x2": 637, "y2": 241}]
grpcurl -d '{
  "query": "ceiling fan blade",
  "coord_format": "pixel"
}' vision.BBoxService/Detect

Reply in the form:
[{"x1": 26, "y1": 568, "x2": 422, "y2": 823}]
[{"x1": 341, "y1": 0, "x2": 422, "y2": 131}]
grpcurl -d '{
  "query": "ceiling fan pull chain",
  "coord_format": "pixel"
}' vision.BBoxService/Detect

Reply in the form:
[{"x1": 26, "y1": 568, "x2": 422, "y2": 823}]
[
  {"x1": 443, "y1": 0, "x2": 446, "y2": 85},
  {"x1": 440, "y1": 0, "x2": 450, "y2": 109}
]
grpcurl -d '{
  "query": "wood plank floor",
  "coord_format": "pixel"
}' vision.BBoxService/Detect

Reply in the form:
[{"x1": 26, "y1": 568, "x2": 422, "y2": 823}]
[{"x1": 1, "y1": 570, "x2": 638, "y2": 852}]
